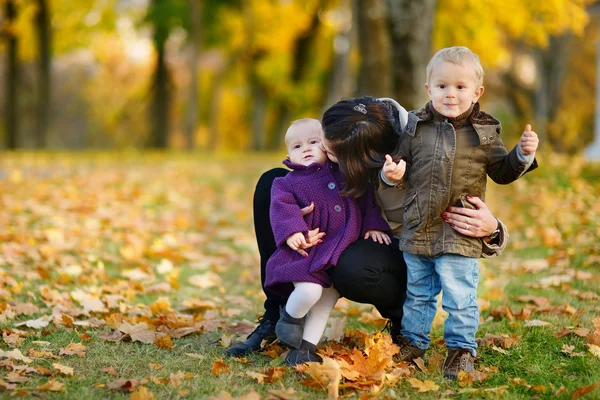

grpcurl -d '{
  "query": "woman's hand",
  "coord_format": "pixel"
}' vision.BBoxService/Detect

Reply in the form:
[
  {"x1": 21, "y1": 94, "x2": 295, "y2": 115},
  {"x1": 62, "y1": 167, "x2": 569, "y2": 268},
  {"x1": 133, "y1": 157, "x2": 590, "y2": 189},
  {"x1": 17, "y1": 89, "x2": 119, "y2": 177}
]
[
  {"x1": 364, "y1": 230, "x2": 391, "y2": 245},
  {"x1": 442, "y1": 195, "x2": 498, "y2": 238}
]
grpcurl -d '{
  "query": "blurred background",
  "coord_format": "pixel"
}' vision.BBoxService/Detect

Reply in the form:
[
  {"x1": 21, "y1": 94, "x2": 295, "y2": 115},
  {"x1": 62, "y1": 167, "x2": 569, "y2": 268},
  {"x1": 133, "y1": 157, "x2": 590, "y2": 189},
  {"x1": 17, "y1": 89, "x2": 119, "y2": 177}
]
[{"x1": 0, "y1": 0, "x2": 598, "y2": 153}]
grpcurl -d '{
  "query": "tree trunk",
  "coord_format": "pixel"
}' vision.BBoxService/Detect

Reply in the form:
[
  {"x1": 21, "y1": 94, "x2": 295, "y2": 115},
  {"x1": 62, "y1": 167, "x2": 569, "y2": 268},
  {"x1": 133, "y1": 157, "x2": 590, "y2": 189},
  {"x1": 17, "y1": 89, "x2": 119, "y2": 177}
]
[
  {"x1": 249, "y1": 69, "x2": 267, "y2": 151},
  {"x1": 386, "y1": 0, "x2": 436, "y2": 110},
  {"x1": 149, "y1": 40, "x2": 170, "y2": 148},
  {"x1": 355, "y1": 0, "x2": 393, "y2": 97},
  {"x1": 4, "y1": 0, "x2": 19, "y2": 149},
  {"x1": 34, "y1": 0, "x2": 51, "y2": 149},
  {"x1": 184, "y1": 0, "x2": 202, "y2": 150},
  {"x1": 534, "y1": 35, "x2": 573, "y2": 151}
]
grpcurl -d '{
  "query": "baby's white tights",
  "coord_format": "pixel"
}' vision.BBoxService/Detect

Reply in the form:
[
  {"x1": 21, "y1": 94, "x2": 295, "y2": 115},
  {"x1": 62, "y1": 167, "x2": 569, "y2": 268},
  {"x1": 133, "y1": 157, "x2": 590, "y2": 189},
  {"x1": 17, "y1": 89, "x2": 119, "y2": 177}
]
[{"x1": 285, "y1": 282, "x2": 339, "y2": 345}]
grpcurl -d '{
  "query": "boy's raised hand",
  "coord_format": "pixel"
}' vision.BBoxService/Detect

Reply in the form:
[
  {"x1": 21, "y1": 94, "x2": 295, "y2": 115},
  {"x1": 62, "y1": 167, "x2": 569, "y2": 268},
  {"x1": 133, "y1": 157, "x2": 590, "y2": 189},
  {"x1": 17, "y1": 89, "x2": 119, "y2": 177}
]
[
  {"x1": 382, "y1": 154, "x2": 406, "y2": 183},
  {"x1": 519, "y1": 124, "x2": 539, "y2": 155}
]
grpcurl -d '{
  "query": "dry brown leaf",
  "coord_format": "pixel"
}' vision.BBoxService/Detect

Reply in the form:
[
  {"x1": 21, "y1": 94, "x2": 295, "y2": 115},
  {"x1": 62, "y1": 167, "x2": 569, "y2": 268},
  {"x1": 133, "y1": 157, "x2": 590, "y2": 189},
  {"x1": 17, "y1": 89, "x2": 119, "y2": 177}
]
[
  {"x1": 211, "y1": 359, "x2": 230, "y2": 375},
  {"x1": 118, "y1": 322, "x2": 156, "y2": 344},
  {"x1": 36, "y1": 380, "x2": 64, "y2": 392},
  {"x1": 6, "y1": 372, "x2": 29, "y2": 383},
  {"x1": 102, "y1": 367, "x2": 118, "y2": 376},
  {"x1": 586, "y1": 344, "x2": 600, "y2": 358},
  {"x1": 300, "y1": 357, "x2": 340, "y2": 400},
  {"x1": 107, "y1": 379, "x2": 139, "y2": 391},
  {"x1": 571, "y1": 380, "x2": 600, "y2": 400},
  {"x1": 154, "y1": 334, "x2": 173, "y2": 349},
  {"x1": 149, "y1": 363, "x2": 163, "y2": 370},
  {"x1": 130, "y1": 386, "x2": 155, "y2": 400},
  {"x1": 408, "y1": 378, "x2": 439, "y2": 393},
  {"x1": 245, "y1": 371, "x2": 268, "y2": 383},
  {"x1": 0, "y1": 349, "x2": 32, "y2": 363},
  {"x1": 523, "y1": 319, "x2": 552, "y2": 327},
  {"x1": 59, "y1": 342, "x2": 86, "y2": 357},
  {"x1": 169, "y1": 371, "x2": 185, "y2": 387},
  {"x1": 457, "y1": 370, "x2": 473, "y2": 387},
  {"x1": 0, "y1": 378, "x2": 17, "y2": 390},
  {"x1": 52, "y1": 363, "x2": 74, "y2": 376}
]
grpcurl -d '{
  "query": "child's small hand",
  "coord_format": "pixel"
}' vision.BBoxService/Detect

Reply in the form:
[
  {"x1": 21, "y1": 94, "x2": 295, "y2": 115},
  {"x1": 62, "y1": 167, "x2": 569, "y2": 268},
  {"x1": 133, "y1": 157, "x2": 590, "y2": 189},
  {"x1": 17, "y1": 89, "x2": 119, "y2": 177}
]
[
  {"x1": 364, "y1": 230, "x2": 391, "y2": 245},
  {"x1": 519, "y1": 124, "x2": 539, "y2": 155},
  {"x1": 382, "y1": 154, "x2": 406, "y2": 183},
  {"x1": 286, "y1": 232, "x2": 308, "y2": 255}
]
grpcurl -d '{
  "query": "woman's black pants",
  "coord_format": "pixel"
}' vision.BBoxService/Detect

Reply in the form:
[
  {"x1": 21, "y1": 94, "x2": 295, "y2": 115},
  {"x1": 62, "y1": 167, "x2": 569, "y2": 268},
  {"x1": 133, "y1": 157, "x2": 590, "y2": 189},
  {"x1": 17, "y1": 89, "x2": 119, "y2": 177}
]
[{"x1": 254, "y1": 168, "x2": 407, "y2": 323}]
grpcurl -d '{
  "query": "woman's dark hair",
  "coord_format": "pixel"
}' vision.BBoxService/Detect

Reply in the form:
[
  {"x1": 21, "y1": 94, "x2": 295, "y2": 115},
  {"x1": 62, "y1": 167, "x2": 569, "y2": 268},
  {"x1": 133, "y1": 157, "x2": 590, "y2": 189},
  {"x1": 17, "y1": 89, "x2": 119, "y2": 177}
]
[{"x1": 321, "y1": 96, "x2": 399, "y2": 198}]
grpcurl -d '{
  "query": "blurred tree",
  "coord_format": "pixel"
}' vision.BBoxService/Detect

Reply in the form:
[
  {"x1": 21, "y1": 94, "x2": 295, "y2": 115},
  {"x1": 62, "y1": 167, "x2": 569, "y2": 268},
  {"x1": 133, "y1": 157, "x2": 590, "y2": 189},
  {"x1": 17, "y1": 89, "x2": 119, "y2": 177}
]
[
  {"x1": 266, "y1": 0, "x2": 323, "y2": 149},
  {"x1": 2, "y1": 0, "x2": 19, "y2": 149},
  {"x1": 434, "y1": 0, "x2": 594, "y2": 152},
  {"x1": 33, "y1": 0, "x2": 50, "y2": 148},
  {"x1": 183, "y1": 0, "x2": 202, "y2": 150},
  {"x1": 387, "y1": 0, "x2": 436, "y2": 110},
  {"x1": 355, "y1": 0, "x2": 392, "y2": 97},
  {"x1": 144, "y1": 0, "x2": 188, "y2": 148}
]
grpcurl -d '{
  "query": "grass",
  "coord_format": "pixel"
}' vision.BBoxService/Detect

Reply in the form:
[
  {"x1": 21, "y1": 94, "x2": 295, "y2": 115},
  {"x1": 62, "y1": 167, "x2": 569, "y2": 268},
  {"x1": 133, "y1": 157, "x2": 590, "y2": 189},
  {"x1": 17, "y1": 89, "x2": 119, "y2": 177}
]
[{"x1": 0, "y1": 151, "x2": 598, "y2": 399}]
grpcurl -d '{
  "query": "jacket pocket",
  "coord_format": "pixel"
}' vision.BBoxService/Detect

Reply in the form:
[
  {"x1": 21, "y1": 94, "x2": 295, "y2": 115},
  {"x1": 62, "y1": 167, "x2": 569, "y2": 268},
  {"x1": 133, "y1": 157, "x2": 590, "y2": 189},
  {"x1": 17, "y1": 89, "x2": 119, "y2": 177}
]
[{"x1": 403, "y1": 190, "x2": 420, "y2": 229}]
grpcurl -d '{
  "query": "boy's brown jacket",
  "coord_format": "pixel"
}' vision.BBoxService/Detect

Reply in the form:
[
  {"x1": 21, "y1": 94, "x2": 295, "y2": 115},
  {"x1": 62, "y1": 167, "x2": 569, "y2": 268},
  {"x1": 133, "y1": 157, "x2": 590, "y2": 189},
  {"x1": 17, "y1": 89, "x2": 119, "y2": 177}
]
[{"x1": 393, "y1": 102, "x2": 538, "y2": 258}]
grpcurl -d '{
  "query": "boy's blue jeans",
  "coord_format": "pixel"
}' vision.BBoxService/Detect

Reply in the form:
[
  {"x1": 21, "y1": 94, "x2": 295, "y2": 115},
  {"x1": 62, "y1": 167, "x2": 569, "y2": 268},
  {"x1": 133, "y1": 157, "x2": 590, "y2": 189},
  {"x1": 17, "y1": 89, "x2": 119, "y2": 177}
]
[{"x1": 400, "y1": 252, "x2": 479, "y2": 356}]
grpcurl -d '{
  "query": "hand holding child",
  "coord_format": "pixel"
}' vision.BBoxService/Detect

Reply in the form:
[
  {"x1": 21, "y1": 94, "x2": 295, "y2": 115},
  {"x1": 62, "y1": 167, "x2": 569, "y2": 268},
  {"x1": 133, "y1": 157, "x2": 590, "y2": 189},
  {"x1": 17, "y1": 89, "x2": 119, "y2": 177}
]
[
  {"x1": 518, "y1": 124, "x2": 539, "y2": 155},
  {"x1": 382, "y1": 154, "x2": 406, "y2": 184},
  {"x1": 364, "y1": 230, "x2": 391, "y2": 245}
]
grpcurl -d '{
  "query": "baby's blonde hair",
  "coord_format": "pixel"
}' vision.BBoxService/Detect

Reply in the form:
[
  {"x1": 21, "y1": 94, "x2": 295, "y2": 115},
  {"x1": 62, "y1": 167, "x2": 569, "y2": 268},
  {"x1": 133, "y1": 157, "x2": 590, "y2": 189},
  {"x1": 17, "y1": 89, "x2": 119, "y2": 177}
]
[
  {"x1": 285, "y1": 118, "x2": 323, "y2": 146},
  {"x1": 426, "y1": 46, "x2": 484, "y2": 87}
]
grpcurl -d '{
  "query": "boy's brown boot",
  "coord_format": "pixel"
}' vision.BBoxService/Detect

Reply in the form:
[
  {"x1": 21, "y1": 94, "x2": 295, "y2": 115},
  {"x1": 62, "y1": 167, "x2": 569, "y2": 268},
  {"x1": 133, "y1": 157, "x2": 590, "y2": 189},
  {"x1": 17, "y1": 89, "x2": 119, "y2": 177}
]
[
  {"x1": 443, "y1": 348, "x2": 475, "y2": 379},
  {"x1": 394, "y1": 336, "x2": 426, "y2": 363}
]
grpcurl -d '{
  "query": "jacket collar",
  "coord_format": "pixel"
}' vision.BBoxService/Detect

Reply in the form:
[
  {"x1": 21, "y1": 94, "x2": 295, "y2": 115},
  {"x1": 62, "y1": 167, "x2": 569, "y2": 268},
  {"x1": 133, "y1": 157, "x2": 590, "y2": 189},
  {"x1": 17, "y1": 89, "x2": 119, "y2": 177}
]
[
  {"x1": 405, "y1": 102, "x2": 501, "y2": 144},
  {"x1": 283, "y1": 159, "x2": 333, "y2": 176}
]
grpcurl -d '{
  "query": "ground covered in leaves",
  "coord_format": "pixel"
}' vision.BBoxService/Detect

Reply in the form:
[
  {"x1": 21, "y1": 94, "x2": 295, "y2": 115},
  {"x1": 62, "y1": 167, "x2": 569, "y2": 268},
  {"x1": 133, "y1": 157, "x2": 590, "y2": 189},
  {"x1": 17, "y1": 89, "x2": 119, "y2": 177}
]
[{"x1": 0, "y1": 152, "x2": 598, "y2": 399}]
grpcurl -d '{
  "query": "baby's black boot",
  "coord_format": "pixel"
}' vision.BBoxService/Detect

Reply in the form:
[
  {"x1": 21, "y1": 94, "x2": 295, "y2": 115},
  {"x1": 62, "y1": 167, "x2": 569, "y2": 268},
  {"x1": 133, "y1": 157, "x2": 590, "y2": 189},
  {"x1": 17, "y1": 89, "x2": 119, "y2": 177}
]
[
  {"x1": 275, "y1": 307, "x2": 305, "y2": 349},
  {"x1": 285, "y1": 340, "x2": 320, "y2": 366}
]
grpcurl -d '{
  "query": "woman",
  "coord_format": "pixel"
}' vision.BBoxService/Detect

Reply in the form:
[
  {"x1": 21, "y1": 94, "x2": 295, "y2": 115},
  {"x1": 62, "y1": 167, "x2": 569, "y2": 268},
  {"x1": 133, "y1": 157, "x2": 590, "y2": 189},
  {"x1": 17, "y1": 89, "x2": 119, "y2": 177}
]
[{"x1": 226, "y1": 96, "x2": 509, "y2": 361}]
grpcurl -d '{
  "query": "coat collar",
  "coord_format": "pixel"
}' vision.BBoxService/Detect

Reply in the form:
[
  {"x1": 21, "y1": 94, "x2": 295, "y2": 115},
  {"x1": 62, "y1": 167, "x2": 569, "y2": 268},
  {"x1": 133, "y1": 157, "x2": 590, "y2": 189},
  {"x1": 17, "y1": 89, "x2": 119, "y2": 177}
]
[
  {"x1": 405, "y1": 102, "x2": 501, "y2": 144},
  {"x1": 282, "y1": 159, "x2": 334, "y2": 177}
]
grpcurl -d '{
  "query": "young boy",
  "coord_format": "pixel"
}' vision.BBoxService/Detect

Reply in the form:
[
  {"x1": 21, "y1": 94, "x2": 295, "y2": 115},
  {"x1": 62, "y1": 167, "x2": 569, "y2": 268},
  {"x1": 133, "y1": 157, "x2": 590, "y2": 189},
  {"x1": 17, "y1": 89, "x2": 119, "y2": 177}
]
[{"x1": 382, "y1": 46, "x2": 539, "y2": 379}]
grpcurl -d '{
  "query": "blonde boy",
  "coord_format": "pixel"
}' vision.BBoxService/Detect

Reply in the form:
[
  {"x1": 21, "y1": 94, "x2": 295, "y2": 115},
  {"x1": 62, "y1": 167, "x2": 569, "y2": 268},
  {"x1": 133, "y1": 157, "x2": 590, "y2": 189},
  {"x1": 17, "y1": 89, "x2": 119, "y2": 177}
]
[{"x1": 382, "y1": 46, "x2": 539, "y2": 379}]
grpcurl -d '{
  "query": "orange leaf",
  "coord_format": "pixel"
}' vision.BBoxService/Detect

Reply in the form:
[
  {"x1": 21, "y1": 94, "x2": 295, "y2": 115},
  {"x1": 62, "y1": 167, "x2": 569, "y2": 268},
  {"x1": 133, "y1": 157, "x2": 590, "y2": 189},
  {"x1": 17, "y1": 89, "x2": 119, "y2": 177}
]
[
  {"x1": 408, "y1": 378, "x2": 439, "y2": 393},
  {"x1": 130, "y1": 386, "x2": 155, "y2": 400},
  {"x1": 571, "y1": 381, "x2": 600, "y2": 400},
  {"x1": 154, "y1": 334, "x2": 173, "y2": 350},
  {"x1": 211, "y1": 359, "x2": 230, "y2": 375},
  {"x1": 36, "y1": 380, "x2": 64, "y2": 392},
  {"x1": 59, "y1": 342, "x2": 86, "y2": 357}
]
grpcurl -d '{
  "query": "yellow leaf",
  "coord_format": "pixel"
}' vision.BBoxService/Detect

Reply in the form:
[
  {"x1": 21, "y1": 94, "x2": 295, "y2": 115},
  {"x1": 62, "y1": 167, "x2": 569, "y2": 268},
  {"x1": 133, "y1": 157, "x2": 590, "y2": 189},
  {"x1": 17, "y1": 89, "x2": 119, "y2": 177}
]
[
  {"x1": 587, "y1": 344, "x2": 600, "y2": 358},
  {"x1": 245, "y1": 371, "x2": 268, "y2": 383},
  {"x1": 211, "y1": 359, "x2": 230, "y2": 375},
  {"x1": 130, "y1": 386, "x2": 155, "y2": 400},
  {"x1": 59, "y1": 342, "x2": 86, "y2": 357},
  {"x1": 36, "y1": 380, "x2": 64, "y2": 392},
  {"x1": 154, "y1": 334, "x2": 173, "y2": 350},
  {"x1": 52, "y1": 363, "x2": 74, "y2": 376},
  {"x1": 408, "y1": 378, "x2": 439, "y2": 392}
]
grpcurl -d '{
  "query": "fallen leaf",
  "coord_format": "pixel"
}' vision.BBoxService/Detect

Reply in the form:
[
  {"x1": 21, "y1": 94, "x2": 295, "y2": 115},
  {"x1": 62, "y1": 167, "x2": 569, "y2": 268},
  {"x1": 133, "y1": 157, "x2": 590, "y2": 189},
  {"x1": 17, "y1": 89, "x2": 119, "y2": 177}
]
[
  {"x1": 523, "y1": 319, "x2": 552, "y2": 327},
  {"x1": 36, "y1": 380, "x2": 64, "y2": 392},
  {"x1": 53, "y1": 363, "x2": 74, "y2": 375},
  {"x1": 211, "y1": 359, "x2": 230, "y2": 375},
  {"x1": 189, "y1": 272, "x2": 222, "y2": 289},
  {"x1": 571, "y1": 380, "x2": 600, "y2": 400},
  {"x1": 0, "y1": 349, "x2": 32, "y2": 363},
  {"x1": 107, "y1": 379, "x2": 139, "y2": 391},
  {"x1": 102, "y1": 367, "x2": 118, "y2": 376},
  {"x1": 130, "y1": 386, "x2": 155, "y2": 400},
  {"x1": 154, "y1": 334, "x2": 173, "y2": 349},
  {"x1": 59, "y1": 342, "x2": 86, "y2": 357},
  {"x1": 245, "y1": 371, "x2": 268, "y2": 383},
  {"x1": 408, "y1": 378, "x2": 439, "y2": 393},
  {"x1": 587, "y1": 344, "x2": 600, "y2": 358}
]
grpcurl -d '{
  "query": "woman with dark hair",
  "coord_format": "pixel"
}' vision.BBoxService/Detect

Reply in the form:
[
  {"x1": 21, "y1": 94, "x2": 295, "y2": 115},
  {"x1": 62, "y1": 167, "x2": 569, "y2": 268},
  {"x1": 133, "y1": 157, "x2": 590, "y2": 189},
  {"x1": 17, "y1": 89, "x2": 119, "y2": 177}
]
[{"x1": 226, "y1": 96, "x2": 508, "y2": 363}]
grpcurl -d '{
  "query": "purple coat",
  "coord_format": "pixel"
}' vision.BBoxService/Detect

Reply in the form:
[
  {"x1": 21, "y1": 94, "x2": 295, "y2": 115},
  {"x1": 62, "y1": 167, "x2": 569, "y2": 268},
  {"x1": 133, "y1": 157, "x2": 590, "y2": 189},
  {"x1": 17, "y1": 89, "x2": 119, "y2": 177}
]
[{"x1": 265, "y1": 160, "x2": 391, "y2": 297}]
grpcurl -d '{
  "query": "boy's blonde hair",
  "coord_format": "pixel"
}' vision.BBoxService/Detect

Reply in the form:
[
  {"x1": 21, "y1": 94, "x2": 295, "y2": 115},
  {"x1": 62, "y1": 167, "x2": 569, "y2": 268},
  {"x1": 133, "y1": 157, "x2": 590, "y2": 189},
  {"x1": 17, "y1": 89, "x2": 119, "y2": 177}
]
[
  {"x1": 426, "y1": 46, "x2": 484, "y2": 87},
  {"x1": 285, "y1": 118, "x2": 322, "y2": 145}
]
